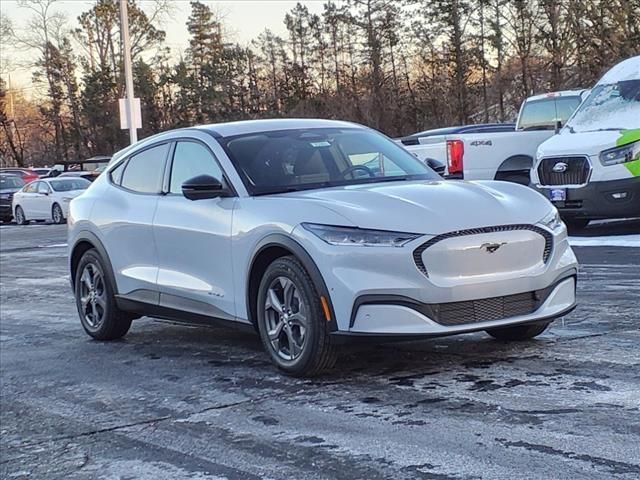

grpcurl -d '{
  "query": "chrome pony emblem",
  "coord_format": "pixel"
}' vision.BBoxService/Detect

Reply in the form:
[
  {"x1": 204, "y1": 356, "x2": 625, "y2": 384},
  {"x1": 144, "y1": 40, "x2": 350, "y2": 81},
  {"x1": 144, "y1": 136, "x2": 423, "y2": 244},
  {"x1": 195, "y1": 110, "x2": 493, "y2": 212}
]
[
  {"x1": 552, "y1": 162, "x2": 568, "y2": 173},
  {"x1": 480, "y1": 242, "x2": 506, "y2": 253}
]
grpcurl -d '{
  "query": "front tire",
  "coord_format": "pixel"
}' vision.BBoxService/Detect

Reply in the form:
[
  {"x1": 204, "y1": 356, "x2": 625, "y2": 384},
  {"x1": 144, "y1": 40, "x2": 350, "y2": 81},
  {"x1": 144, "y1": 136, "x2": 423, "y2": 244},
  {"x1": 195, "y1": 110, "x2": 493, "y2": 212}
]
[
  {"x1": 52, "y1": 203, "x2": 65, "y2": 224},
  {"x1": 14, "y1": 206, "x2": 28, "y2": 225},
  {"x1": 486, "y1": 321, "x2": 550, "y2": 341},
  {"x1": 74, "y1": 249, "x2": 133, "y2": 340},
  {"x1": 256, "y1": 256, "x2": 337, "y2": 377}
]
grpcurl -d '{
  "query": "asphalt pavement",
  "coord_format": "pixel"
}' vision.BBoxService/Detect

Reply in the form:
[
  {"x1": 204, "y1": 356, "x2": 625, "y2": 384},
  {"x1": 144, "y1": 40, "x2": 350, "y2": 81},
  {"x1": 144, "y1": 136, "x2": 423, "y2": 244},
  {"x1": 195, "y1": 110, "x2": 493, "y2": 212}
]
[{"x1": 1, "y1": 221, "x2": 639, "y2": 479}]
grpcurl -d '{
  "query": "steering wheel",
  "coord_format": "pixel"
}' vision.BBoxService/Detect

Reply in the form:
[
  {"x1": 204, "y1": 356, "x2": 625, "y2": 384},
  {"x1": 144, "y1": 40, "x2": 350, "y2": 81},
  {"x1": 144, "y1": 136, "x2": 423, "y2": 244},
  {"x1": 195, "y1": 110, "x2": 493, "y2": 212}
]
[{"x1": 340, "y1": 165, "x2": 375, "y2": 179}]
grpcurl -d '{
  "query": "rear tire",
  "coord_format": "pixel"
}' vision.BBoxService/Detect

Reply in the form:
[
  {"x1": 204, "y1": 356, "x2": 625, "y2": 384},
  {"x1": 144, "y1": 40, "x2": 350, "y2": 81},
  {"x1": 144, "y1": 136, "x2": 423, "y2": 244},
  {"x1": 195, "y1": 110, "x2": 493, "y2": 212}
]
[
  {"x1": 14, "y1": 206, "x2": 28, "y2": 225},
  {"x1": 74, "y1": 249, "x2": 133, "y2": 340},
  {"x1": 52, "y1": 203, "x2": 65, "y2": 224},
  {"x1": 486, "y1": 321, "x2": 550, "y2": 341},
  {"x1": 256, "y1": 255, "x2": 337, "y2": 377},
  {"x1": 495, "y1": 171, "x2": 530, "y2": 186}
]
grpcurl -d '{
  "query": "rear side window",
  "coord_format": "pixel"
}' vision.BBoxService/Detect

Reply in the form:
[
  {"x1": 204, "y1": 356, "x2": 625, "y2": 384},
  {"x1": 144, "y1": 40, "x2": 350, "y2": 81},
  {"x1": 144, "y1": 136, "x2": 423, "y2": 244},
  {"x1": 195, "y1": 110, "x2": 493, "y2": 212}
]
[
  {"x1": 169, "y1": 141, "x2": 224, "y2": 194},
  {"x1": 109, "y1": 162, "x2": 125, "y2": 185},
  {"x1": 121, "y1": 144, "x2": 169, "y2": 193},
  {"x1": 518, "y1": 97, "x2": 581, "y2": 130}
]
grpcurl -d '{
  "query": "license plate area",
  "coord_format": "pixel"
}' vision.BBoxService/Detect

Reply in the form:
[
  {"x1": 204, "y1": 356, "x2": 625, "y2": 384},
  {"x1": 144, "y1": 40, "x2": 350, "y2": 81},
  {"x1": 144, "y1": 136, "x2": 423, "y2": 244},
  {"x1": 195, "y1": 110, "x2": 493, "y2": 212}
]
[{"x1": 548, "y1": 188, "x2": 567, "y2": 205}]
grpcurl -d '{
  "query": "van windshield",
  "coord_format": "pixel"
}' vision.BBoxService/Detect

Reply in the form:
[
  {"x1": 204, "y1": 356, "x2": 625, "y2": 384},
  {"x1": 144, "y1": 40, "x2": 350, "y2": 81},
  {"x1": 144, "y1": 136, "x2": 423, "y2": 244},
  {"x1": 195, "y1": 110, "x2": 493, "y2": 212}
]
[{"x1": 566, "y1": 80, "x2": 640, "y2": 133}]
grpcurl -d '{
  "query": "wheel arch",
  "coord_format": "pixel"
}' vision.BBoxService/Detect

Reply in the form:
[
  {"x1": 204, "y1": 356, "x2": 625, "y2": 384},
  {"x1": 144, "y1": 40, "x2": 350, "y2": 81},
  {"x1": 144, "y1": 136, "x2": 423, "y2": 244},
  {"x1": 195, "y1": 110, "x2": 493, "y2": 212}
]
[
  {"x1": 69, "y1": 231, "x2": 118, "y2": 294},
  {"x1": 246, "y1": 234, "x2": 337, "y2": 331},
  {"x1": 494, "y1": 154, "x2": 534, "y2": 185}
]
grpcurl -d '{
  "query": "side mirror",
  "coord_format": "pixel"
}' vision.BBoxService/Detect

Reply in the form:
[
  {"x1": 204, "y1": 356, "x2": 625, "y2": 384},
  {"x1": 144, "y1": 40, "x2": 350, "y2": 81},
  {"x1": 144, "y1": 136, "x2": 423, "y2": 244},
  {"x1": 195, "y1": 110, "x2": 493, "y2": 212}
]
[
  {"x1": 181, "y1": 174, "x2": 229, "y2": 201},
  {"x1": 554, "y1": 120, "x2": 562, "y2": 134}
]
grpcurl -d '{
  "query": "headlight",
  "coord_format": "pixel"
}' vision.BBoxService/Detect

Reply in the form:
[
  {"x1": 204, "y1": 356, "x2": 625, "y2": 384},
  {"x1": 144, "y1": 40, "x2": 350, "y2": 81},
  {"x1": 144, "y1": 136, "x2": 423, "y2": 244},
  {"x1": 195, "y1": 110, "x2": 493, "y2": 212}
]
[
  {"x1": 538, "y1": 209, "x2": 563, "y2": 231},
  {"x1": 599, "y1": 141, "x2": 639, "y2": 166},
  {"x1": 302, "y1": 223, "x2": 421, "y2": 247}
]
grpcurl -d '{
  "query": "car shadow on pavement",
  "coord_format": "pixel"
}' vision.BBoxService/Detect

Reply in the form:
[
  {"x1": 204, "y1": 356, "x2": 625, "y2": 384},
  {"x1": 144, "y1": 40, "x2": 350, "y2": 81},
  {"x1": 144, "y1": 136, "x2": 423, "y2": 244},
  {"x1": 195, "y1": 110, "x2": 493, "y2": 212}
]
[{"x1": 117, "y1": 317, "x2": 546, "y2": 384}]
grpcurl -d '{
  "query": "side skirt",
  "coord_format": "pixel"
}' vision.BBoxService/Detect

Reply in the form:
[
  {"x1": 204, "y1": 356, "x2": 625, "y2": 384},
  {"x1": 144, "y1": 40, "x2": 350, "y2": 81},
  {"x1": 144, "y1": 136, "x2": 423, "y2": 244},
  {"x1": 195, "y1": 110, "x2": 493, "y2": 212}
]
[{"x1": 115, "y1": 293, "x2": 255, "y2": 334}]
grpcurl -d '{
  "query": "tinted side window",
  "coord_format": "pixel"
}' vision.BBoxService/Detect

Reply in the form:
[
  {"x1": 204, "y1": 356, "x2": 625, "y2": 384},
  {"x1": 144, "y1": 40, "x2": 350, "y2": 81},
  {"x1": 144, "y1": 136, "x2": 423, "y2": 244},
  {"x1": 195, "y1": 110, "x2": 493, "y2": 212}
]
[
  {"x1": 169, "y1": 141, "x2": 224, "y2": 194},
  {"x1": 24, "y1": 183, "x2": 37, "y2": 193},
  {"x1": 121, "y1": 144, "x2": 169, "y2": 193}
]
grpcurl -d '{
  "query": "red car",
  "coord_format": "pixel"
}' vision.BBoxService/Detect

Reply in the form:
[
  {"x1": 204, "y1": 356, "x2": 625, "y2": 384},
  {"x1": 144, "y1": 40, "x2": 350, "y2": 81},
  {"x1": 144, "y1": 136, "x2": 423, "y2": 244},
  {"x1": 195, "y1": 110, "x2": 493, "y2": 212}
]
[{"x1": 0, "y1": 168, "x2": 39, "y2": 184}]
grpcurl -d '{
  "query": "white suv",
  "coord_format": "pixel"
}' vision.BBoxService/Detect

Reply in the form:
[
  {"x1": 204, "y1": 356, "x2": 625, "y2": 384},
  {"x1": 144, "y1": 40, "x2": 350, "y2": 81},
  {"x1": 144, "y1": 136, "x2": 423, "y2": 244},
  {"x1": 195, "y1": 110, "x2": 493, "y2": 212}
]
[{"x1": 68, "y1": 119, "x2": 578, "y2": 376}]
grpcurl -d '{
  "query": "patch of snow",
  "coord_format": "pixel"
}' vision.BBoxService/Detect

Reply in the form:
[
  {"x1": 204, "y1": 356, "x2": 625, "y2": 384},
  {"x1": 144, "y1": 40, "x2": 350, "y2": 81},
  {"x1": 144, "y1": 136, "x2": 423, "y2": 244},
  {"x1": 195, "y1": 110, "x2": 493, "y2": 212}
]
[
  {"x1": 599, "y1": 55, "x2": 640, "y2": 83},
  {"x1": 569, "y1": 234, "x2": 640, "y2": 247},
  {"x1": 86, "y1": 460, "x2": 228, "y2": 480},
  {"x1": 569, "y1": 93, "x2": 640, "y2": 132}
]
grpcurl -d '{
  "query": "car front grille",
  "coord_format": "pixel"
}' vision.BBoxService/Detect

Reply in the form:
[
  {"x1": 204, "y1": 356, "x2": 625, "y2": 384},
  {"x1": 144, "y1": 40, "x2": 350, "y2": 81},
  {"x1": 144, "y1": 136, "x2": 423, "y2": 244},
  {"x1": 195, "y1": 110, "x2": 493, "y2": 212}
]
[
  {"x1": 537, "y1": 156, "x2": 590, "y2": 186},
  {"x1": 430, "y1": 290, "x2": 541, "y2": 326},
  {"x1": 412, "y1": 224, "x2": 553, "y2": 277}
]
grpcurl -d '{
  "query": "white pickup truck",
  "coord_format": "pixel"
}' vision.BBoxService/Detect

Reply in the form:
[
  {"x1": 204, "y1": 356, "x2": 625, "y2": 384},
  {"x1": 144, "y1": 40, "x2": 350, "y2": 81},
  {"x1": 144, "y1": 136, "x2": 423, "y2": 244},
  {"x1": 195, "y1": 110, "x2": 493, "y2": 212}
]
[{"x1": 400, "y1": 90, "x2": 588, "y2": 184}]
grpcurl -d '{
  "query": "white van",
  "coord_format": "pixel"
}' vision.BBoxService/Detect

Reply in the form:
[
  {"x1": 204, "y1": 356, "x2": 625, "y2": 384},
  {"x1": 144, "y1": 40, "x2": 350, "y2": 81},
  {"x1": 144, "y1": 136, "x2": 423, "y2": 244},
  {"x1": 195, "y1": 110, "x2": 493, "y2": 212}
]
[{"x1": 532, "y1": 56, "x2": 640, "y2": 228}]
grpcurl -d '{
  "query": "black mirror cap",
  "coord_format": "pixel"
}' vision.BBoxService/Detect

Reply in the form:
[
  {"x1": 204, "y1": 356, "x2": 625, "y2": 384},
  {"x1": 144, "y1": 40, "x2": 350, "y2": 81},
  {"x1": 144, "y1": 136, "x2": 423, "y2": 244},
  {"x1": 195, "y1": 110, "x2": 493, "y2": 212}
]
[{"x1": 181, "y1": 174, "x2": 230, "y2": 200}]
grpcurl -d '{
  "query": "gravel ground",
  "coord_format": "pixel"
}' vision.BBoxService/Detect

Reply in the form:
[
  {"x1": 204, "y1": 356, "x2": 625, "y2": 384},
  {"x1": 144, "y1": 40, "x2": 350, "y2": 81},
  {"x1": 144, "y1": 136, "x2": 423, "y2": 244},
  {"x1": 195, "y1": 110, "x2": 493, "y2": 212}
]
[{"x1": 1, "y1": 221, "x2": 639, "y2": 480}]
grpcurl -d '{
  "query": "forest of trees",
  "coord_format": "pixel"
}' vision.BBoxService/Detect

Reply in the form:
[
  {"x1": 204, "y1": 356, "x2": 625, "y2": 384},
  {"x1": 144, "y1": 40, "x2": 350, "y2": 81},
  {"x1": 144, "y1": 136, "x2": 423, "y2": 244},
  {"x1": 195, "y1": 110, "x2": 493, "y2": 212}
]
[{"x1": 1, "y1": 0, "x2": 639, "y2": 167}]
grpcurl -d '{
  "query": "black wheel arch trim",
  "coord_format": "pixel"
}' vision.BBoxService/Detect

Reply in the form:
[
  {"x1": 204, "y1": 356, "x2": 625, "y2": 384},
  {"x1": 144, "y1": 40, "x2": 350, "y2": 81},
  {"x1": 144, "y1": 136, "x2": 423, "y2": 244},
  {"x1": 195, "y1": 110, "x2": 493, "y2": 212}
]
[
  {"x1": 495, "y1": 154, "x2": 533, "y2": 173},
  {"x1": 69, "y1": 231, "x2": 118, "y2": 295},
  {"x1": 247, "y1": 233, "x2": 338, "y2": 331}
]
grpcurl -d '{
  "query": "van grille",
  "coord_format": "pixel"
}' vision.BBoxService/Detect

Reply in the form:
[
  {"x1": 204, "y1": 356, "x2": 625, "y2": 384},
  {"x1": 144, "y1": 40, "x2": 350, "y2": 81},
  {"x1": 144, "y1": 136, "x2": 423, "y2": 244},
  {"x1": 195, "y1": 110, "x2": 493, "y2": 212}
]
[{"x1": 537, "y1": 156, "x2": 590, "y2": 186}]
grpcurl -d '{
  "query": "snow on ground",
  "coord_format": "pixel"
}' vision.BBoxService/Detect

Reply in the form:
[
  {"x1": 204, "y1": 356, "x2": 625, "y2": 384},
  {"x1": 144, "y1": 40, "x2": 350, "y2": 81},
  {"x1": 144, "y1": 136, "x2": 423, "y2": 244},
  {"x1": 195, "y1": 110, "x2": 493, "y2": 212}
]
[{"x1": 569, "y1": 234, "x2": 640, "y2": 247}]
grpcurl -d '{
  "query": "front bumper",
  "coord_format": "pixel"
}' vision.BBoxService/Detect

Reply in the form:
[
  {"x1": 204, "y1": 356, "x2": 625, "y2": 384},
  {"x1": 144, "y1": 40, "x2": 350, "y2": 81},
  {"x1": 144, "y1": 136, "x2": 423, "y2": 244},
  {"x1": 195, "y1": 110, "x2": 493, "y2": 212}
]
[
  {"x1": 292, "y1": 224, "x2": 578, "y2": 334},
  {"x1": 0, "y1": 201, "x2": 12, "y2": 219},
  {"x1": 535, "y1": 177, "x2": 640, "y2": 220},
  {"x1": 337, "y1": 275, "x2": 575, "y2": 340}
]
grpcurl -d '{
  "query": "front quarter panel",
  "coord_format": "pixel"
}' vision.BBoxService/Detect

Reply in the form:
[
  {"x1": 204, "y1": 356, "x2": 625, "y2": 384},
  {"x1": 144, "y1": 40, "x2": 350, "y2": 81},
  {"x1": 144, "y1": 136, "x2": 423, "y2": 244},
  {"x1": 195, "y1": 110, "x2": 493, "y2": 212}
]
[{"x1": 232, "y1": 196, "x2": 353, "y2": 321}]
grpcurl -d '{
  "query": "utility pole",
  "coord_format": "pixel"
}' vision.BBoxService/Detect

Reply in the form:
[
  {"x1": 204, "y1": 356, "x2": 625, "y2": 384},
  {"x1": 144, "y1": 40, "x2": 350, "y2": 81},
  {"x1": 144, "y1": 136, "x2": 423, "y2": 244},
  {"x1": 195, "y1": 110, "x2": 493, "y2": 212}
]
[{"x1": 120, "y1": 0, "x2": 137, "y2": 144}]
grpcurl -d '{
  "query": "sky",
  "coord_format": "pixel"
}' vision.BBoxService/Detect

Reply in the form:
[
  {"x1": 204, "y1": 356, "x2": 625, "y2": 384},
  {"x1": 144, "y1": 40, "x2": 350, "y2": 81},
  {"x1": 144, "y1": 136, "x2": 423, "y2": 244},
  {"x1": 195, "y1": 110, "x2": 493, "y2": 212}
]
[{"x1": 1, "y1": 0, "x2": 326, "y2": 92}]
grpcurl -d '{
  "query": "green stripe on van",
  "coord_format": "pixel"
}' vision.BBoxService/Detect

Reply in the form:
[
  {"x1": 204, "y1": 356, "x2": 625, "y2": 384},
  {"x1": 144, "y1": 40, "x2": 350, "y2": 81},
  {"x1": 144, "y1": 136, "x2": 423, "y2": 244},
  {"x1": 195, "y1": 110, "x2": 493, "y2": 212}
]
[
  {"x1": 616, "y1": 129, "x2": 640, "y2": 146},
  {"x1": 625, "y1": 159, "x2": 640, "y2": 176}
]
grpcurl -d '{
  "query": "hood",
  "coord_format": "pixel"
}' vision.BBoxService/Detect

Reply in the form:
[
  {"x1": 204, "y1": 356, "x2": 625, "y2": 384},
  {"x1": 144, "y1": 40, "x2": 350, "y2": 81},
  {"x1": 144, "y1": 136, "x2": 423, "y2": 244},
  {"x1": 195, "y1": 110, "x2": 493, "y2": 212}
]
[
  {"x1": 0, "y1": 187, "x2": 21, "y2": 194},
  {"x1": 538, "y1": 129, "x2": 639, "y2": 158},
  {"x1": 538, "y1": 130, "x2": 620, "y2": 158},
  {"x1": 280, "y1": 180, "x2": 551, "y2": 235}
]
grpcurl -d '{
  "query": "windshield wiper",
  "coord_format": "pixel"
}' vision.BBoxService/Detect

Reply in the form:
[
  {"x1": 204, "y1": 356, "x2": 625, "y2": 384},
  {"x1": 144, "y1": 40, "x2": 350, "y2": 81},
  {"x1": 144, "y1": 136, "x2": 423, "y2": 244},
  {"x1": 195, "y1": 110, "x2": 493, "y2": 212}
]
[
  {"x1": 573, "y1": 127, "x2": 626, "y2": 133},
  {"x1": 521, "y1": 125, "x2": 554, "y2": 131}
]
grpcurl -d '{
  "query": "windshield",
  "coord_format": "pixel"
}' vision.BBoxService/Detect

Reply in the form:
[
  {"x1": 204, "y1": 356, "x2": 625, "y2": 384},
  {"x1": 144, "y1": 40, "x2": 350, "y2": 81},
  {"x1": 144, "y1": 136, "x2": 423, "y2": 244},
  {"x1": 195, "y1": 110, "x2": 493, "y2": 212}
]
[
  {"x1": 517, "y1": 96, "x2": 582, "y2": 130},
  {"x1": 566, "y1": 80, "x2": 640, "y2": 133},
  {"x1": 219, "y1": 128, "x2": 438, "y2": 195},
  {"x1": 0, "y1": 176, "x2": 25, "y2": 189},
  {"x1": 50, "y1": 178, "x2": 90, "y2": 192}
]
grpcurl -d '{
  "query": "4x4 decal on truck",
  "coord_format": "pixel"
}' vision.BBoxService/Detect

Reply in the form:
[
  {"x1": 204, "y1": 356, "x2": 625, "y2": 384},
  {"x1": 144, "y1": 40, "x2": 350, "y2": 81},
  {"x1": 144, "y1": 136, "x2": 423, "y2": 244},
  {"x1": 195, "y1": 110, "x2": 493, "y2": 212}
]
[{"x1": 469, "y1": 140, "x2": 492, "y2": 146}]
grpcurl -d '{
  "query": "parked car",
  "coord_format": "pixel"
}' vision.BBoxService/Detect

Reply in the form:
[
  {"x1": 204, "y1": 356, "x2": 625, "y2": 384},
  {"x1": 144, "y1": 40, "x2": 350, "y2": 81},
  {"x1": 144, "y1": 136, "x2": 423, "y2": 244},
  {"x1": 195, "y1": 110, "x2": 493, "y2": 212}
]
[
  {"x1": 59, "y1": 171, "x2": 101, "y2": 182},
  {"x1": 32, "y1": 167, "x2": 54, "y2": 177},
  {"x1": 68, "y1": 119, "x2": 577, "y2": 376},
  {"x1": 12, "y1": 177, "x2": 90, "y2": 225},
  {"x1": 532, "y1": 56, "x2": 640, "y2": 229},
  {"x1": 402, "y1": 90, "x2": 589, "y2": 185},
  {"x1": 0, "y1": 174, "x2": 25, "y2": 222},
  {"x1": 0, "y1": 168, "x2": 39, "y2": 184}
]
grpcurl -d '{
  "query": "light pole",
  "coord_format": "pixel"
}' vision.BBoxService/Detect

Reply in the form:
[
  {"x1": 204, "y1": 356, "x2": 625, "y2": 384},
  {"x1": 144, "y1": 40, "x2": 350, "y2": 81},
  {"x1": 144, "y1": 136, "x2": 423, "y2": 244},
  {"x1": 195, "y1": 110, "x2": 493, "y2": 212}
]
[{"x1": 120, "y1": 0, "x2": 137, "y2": 144}]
